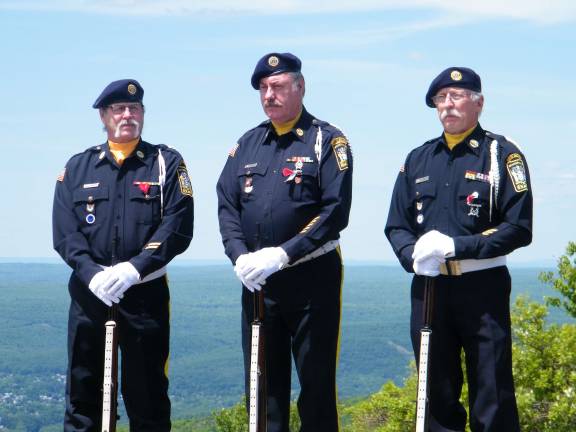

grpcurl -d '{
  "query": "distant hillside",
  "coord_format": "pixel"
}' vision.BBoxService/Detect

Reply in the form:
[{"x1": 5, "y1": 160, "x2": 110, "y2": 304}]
[{"x1": 0, "y1": 263, "x2": 556, "y2": 430}]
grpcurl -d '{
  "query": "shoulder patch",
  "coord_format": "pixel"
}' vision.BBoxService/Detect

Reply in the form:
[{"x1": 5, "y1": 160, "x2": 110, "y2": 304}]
[
  {"x1": 228, "y1": 143, "x2": 239, "y2": 158},
  {"x1": 177, "y1": 162, "x2": 193, "y2": 197},
  {"x1": 506, "y1": 153, "x2": 528, "y2": 192},
  {"x1": 56, "y1": 168, "x2": 66, "y2": 182},
  {"x1": 331, "y1": 136, "x2": 349, "y2": 171}
]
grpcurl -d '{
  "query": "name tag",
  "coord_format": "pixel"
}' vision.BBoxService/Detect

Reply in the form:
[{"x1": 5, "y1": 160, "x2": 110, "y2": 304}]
[
  {"x1": 83, "y1": 182, "x2": 100, "y2": 189},
  {"x1": 415, "y1": 176, "x2": 429, "y2": 184}
]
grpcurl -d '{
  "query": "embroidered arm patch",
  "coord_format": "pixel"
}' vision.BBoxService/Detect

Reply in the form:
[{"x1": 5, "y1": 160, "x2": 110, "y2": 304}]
[
  {"x1": 506, "y1": 153, "x2": 528, "y2": 192},
  {"x1": 177, "y1": 162, "x2": 193, "y2": 197},
  {"x1": 331, "y1": 136, "x2": 349, "y2": 171}
]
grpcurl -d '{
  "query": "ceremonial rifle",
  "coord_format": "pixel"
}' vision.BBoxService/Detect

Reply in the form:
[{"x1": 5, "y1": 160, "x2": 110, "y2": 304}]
[
  {"x1": 249, "y1": 226, "x2": 267, "y2": 432},
  {"x1": 415, "y1": 276, "x2": 435, "y2": 432},
  {"x1": 101, "y1": 228, "x2": 119, "y2": 432}
]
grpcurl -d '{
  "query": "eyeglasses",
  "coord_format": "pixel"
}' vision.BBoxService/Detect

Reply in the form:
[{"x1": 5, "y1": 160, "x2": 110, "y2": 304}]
[
  {"x1": 107, "y1": 104, "x2": 143, "y2": 115},
  {"x1": 431, "y1": 91, "x2": 472, "y2": 106}
]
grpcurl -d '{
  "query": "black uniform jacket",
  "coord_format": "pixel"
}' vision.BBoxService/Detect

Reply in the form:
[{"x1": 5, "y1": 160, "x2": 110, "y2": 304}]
[
  {"x1": 385, "y1": 124, "x2": 532, "y2": 272},
  {"x1": 217, "y1": 108, "x2": 353, "y2": 264},
  {"x1": 53, "y1": 139, "x2": 194, "y2": 286}
]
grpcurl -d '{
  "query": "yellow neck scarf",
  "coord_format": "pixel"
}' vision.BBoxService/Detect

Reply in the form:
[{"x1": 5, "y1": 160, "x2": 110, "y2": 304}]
[
  {"x1": 444, "y1": 125, "x2": 477, "y2": 150},
  {"x1": 272, "y1": 110, "x2": 302, "y2": 136},
  {"x1": 108, "y1": 138, "x2": 139, "y2": 164}
]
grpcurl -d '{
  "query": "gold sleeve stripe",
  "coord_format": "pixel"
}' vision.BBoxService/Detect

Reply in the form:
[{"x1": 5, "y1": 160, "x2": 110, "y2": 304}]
[
  {"x1": 300, "y1": 216, "x2": 321, "y2": 234},
  {"x1": 144, "y1": 242, "x2": 162, "y2": 250}
]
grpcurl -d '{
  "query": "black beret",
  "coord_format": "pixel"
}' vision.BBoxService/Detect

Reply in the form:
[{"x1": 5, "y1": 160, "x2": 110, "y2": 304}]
[
  {"x1": 92, "y1": 79, "x2": 144, "y2": 108},
  {"x1": 425, "y1": 67, "x2": 481, "y2": 107},
  {"x1": 251, "y1": 53, "x2": 302, "y2": 90}
]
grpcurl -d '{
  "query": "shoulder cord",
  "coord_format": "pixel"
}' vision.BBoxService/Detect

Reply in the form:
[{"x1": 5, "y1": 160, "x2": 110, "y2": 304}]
[
  {"x1": 158, "y1": 149, "x2": 166, "y2": 219},
  {"x1": 314, "y1": 125, "x2": 323, "y2": 188},
  {"x1": 488, "y1": 139, "x2": 499, "y2": 222}
]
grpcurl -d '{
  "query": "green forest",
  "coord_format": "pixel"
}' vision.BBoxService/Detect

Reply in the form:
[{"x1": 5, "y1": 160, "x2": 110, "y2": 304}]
[
  {"x1": 0, "y1": 243, "x2": 574, "y2": 431},
  {"x1": 147, "y1": 242, "x2": 576, "y2": 431}
]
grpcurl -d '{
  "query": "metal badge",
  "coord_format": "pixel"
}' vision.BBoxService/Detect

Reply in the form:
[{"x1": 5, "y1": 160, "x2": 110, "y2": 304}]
[
  {"x1": 127, "y1": 83, "x2": 137, "y2": 95},
  {"x1": 296, "y1": 128, "x2": 304, "y2": 137},
  {"x1": 417, "y1": 214, "x2": 424, "y2": 224},
  {"x1": 450, "y1": 70, "x2": 462, "y2": 81},
  {"x1": 469, "y1": 139, "x2": 479, "y2": 148},
  {"x1": 416, "y1": 201, "x2": 423, "y2": 211},
  {"x1": 244, "y1": 177, "x2": 253, "y2": 193},
  {"x1": 466, "y1": 192, "x2": 481, "y2": 217},
  {"x1": 86, "y1": 214, "x2": 96, "y2": 224},
  {"x1": 136, "y1": 150, "x2": 145, "y2": 158},
  {"x1": 99, "y1": 151, "x2": 106, "y2": 160},
  {"x1": 268, "y1": 56, "x2": 279, "y2": 67},
  {"x1": 86, "y1": 203, "x2": 95, "y2": 213}
]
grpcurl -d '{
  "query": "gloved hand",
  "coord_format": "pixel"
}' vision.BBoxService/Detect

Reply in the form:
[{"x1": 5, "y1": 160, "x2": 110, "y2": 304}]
[
  {"x1": 412, "y1": 230, "x2": 455, "y2": 262},
  {"x1": 234, "y1": 253, "x2": 263, "y2": 292},
  {"x1": 88, "y1": 270, "x2": 116, "y2": 306},
  {"x1": 242, "y1": 247, "x2": 289, "y2": 286},
  {"x1": 413, "y1": 254, "x2": 445, "y2": 277},
  {"x1": 103, "y1": 262, "x2": 141, "y2": 299}
]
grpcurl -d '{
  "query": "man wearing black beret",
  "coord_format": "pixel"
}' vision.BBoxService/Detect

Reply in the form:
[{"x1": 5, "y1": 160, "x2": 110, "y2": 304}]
[
  {"x1": 385, "y1": 67, "x2": 532, "y2": 431},
  {"x1": 217, "y1": 53, "x2": 353, "y2": 431},
  {"x1": 53, "y1": 79, "x2": 194, "y2": 431}
]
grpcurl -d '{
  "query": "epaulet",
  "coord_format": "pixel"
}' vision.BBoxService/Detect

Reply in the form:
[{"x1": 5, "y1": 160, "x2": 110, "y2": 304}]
[
  {"x1": 313, "y1": 118, "x2": 351, "y2": 145},
  {"x1": 486, "y1": 131, "x2": 523, "y2": 152},
  {"x1": 312, "y1": 118, "x2": 329, "y2": 127},
  {"x1": 90, "y1": 144, "x2": 104, "y2": 152},
  {"x1": 155, "y1": 143, "x2": 174, "y2": 152},
  {"x1": 70, "y1": 144, "x2": 102, "y2": 160},
  {"x1": 420, "y1": 137, "x2": 439, "y2": 147},
  {"x1": 238, "y1": 120, "x2": 269, "y2": 139}
]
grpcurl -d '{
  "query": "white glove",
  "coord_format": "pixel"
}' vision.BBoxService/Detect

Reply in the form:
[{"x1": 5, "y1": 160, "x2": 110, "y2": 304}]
[
  {"x1": 242, "y1": 247, "x2": 289, "y2": 286},
  {"x1": 88, "y1": 270, "x2": 116, "y2": 306},
  {"x1": 234, "y1": 253, "x2": 263, "y2": 292},
  {"x1": 103, "y1": 262, "x2": 141, "y2": 299},
  {"x1": 413, "y1": 254, "x2": 445, "y2": 277},
  {"x1": 412, "y1": 230, "x2": 455, "y2": 262}
]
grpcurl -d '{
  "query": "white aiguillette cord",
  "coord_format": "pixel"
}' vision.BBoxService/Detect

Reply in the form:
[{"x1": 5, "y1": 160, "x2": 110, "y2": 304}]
[
  {"x1": 158, "y1": 149, "x2": 166, "y2": 219},
  {"x1": 488, "y1": 140, "x2": 499, "y2": 223}
]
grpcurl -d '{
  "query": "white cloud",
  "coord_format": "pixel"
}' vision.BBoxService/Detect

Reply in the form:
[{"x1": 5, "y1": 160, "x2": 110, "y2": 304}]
[{"x1": 1, "y1": 0, "x2": 575, "y2": 23}]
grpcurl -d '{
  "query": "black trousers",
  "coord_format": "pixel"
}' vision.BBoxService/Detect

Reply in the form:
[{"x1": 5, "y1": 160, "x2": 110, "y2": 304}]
[
  {"x1": 410, "y1": 267, "x2": 520, "y2": 432},
  {"x1": 241, "y1": 250, "x2": 343, "y2": 432},
  {"x1": 64, "y1": 274, "x2": 171, "y2": 432}
]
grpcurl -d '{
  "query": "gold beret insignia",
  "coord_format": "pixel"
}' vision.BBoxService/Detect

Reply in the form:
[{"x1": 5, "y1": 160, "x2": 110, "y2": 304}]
[
  {"x1": 268, "y1": 56, "x2": 279, "y2": 67},
  {"x1": 450, "y1": 70, "x2": 463, "y2": 81}
]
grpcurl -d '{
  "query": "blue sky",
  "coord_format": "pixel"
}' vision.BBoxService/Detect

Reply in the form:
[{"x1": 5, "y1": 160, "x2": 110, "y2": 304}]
[{"x1": 0, "y1": 0, "x2": 574, "y2": 264}]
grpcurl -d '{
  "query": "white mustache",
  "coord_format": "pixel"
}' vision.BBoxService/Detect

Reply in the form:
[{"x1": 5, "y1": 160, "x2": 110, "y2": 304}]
[
  {"x1": 114, "y1": 119, "x2": 140, "y2": 138},
  {"x1": 440, "y1": 109, "x2": 462, "y2": 120}
]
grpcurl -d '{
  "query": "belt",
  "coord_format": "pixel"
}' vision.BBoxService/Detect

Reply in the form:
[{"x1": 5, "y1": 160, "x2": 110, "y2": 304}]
[
  {"x1": 440, "y1": 256, "x2": 506, "y2": 276},
  {"x1": 287, "y1": 240, "x2": 339, "y2": 268},
  {"x1": 98, "y1": 265, "x2": 167, "y2": 284}
]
